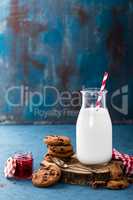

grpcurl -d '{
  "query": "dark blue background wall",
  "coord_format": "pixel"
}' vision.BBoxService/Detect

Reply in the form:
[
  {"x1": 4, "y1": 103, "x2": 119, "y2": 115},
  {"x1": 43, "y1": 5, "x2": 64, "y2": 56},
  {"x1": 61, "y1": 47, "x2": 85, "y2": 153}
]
[{"x1": 0, "y1": 0, "x2": 132, "y2": 124}]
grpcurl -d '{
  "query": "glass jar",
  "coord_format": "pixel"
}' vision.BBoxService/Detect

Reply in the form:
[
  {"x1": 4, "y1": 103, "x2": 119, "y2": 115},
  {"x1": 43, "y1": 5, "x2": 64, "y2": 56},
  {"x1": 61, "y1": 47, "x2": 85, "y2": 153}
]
[
  {"x1": 13, "y1": 152, "x2": 33, "y2": 179},
  {"x1": 76, "y1": 88, "x2": 112, "y2": 165}
]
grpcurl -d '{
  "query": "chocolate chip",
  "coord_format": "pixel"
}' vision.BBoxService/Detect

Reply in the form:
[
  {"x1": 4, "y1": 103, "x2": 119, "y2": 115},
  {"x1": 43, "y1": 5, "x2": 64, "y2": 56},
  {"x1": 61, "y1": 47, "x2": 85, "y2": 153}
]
[
  {"x1": 59, "y1": 139, "x2": 64, "y2": 142},
  {"x1": 50, "y1": 170, "x2": 56, "y2": 176}
]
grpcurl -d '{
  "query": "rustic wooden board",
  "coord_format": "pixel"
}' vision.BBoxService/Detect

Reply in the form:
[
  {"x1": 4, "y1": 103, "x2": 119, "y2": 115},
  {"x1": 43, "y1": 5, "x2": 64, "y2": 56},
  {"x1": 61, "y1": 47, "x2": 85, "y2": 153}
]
[{"x1": 41, "y1": 154, "x2": 132, "y2": 188}]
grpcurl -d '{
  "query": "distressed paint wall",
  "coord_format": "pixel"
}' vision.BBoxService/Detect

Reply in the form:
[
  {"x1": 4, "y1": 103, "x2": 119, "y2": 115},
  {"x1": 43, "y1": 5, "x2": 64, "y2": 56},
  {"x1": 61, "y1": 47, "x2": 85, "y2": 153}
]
[{"x1": 0, "y1": 0, "x2": 132, "y2": 124}]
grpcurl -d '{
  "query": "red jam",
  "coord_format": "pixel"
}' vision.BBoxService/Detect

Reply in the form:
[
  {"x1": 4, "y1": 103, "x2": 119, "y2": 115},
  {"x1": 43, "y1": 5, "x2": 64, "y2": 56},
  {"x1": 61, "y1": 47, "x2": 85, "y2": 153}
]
[{"x1": 14, "y1": 153, "x2": 33, "y2": 179}]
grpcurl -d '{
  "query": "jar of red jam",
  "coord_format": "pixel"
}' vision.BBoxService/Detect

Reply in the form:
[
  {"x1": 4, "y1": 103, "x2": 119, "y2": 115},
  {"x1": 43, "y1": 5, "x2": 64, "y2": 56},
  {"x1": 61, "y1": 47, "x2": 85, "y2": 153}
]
[{"x1": 14, "y1": 152, "x2": 33, "y2": 179}]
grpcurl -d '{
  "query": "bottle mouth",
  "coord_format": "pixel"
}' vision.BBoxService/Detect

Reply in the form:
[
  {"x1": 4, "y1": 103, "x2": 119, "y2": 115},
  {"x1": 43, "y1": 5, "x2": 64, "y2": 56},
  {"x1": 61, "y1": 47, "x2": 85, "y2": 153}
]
[{"x1": 81, "y1": 88, "x2": 108, "y2": 94}]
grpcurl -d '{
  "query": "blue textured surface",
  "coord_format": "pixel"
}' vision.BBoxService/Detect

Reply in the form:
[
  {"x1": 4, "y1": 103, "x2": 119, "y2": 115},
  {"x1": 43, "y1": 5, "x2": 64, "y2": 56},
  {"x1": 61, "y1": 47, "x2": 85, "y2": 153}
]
[
  {"x1": 0, "y1": 125, "x2": 133, "y2": 200},
  {"x1": 0, "y1": 0, "x2": 133, "y2": 123}
]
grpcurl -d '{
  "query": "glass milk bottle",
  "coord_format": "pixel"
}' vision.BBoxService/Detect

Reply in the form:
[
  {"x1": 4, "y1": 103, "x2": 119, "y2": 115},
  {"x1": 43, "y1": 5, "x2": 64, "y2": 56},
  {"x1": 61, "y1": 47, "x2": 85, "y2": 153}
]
[{"x1": 76, "y1": 88, "x2": 112, "y2": 165}]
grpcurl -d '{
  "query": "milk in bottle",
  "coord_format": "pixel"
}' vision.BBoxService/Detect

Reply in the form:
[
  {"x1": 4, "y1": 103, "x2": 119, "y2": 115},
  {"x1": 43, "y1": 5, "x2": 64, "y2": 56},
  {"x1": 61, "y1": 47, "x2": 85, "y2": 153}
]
[{"x1": 76, "y1": 89, "x2": 112, "y2": 165}]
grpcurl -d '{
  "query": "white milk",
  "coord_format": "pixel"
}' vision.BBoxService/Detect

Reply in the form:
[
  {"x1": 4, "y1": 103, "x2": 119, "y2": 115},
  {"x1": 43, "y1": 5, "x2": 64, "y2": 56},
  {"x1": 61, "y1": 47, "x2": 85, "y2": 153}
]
[{"x1": 76, "y1": 107, "x2": 112, "y2": 165}]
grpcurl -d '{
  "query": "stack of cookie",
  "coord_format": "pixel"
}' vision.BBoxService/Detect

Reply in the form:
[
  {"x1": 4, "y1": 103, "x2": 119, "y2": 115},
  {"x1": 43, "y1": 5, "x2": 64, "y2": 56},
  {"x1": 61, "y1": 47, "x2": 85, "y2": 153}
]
[
  {"x1": 32, "y1": 135, "x2": 73, "y2": 188},
  {"x1": 43, "y1": 135, "x2": 74, "y2": 159}
]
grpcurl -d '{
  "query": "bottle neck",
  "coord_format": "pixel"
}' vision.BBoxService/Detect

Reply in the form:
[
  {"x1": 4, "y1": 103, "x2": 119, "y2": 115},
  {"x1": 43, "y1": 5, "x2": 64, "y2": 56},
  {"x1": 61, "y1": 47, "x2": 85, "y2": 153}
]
[{"x1": 81, "y1": 90, "x2": 107, "y2": 109}]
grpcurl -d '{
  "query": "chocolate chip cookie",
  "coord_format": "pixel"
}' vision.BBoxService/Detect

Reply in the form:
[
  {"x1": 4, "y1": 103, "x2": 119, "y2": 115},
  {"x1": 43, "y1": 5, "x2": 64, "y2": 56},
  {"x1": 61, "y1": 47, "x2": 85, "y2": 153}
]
[
  {"x1": 109, "y1": 162, "x2": 123, "y2": 179},
  {"x1": 106, "y1": 179, "x2": 129, "y2": 189},
  {"x1": 44, "y1": 135, "x2": 71, "y2": 146},
  {"x1": 48, "y1": 144, "x2": 73, "y2": 154},
  {"x1": 48, "y1": 149, "x2": 74, "y2": 158},
  {"x1": 32, "y1": 161, "x2": 61, "y2": 187}
]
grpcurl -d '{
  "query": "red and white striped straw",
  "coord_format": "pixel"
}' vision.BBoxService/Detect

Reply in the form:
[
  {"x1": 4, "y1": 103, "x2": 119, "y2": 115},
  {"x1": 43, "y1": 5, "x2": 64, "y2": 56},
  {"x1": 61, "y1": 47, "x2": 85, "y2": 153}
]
[{"x1": 96, "y1": 72, "x2": 109, "y2": 108}]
